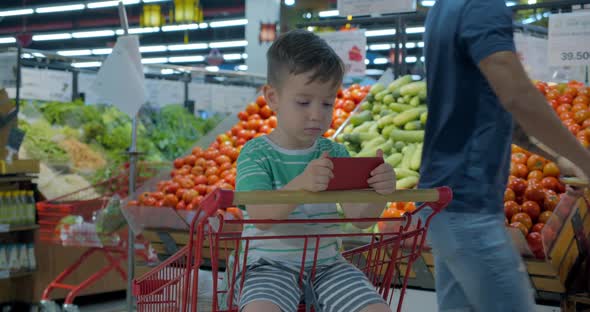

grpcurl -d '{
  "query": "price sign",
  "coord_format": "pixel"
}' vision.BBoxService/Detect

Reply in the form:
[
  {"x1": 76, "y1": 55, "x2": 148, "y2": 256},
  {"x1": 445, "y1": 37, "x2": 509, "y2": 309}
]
[
  {"x1": 338, "y1": 0, "x2": 416, "y2": 16},
  {"x1": 319, "y1": 30, "x2": 366, "y2": 77},
  {"x1": 548, "y1": 12, "x2": 590, "y2": 66}
]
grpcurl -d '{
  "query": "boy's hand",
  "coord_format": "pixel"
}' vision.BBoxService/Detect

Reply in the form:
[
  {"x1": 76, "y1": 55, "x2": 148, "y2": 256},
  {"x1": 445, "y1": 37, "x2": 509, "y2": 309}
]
[
  {"x1": 367, "y1": 149, "x2": 396, "y2": 195},
  {"x1": 298, "y1": 151, "x2": 334, "y2": 192}
]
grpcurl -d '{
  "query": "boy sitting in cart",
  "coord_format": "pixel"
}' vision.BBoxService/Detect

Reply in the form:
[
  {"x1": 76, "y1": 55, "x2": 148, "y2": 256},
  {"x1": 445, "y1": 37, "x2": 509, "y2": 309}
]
[{"x1": 235, "y1": 29, "x2": 396, "y2": 312}]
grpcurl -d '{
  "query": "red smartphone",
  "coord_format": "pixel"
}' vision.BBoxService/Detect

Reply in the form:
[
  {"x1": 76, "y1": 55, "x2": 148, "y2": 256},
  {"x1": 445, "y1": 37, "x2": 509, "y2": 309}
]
[{"x1": 326, "y1": 157, "x2": 384, "y2": 191}]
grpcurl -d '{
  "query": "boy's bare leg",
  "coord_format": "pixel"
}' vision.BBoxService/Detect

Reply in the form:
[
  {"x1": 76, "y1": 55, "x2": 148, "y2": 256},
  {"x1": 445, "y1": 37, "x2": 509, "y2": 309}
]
[
  {"x1": 242, "y1": 301, "x2": 282, "y2": 312},
  {"x1": 360, "y1": 303, "x2": 392, "y2": 312}
]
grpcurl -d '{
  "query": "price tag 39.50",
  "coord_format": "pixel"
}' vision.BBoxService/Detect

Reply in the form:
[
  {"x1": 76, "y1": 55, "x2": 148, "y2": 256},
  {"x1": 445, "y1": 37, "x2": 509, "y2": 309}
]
[{"x1": 548, "y1": 12, "x2": 590, "y2": 66}]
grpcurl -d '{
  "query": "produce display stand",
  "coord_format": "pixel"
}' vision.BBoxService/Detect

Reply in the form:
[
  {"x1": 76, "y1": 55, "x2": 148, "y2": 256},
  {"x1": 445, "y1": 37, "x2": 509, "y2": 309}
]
[
  {"x1": 35, "y1": 162, "x2": 167, "y2": 311},
  {"x1": 123, "y1": 187, "x2": 452, "y2": 312}
]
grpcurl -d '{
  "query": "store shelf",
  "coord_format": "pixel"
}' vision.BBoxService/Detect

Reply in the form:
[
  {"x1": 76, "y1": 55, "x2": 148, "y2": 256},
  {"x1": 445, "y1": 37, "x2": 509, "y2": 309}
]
[
  {"x1": 0, "y1": 160, "x2": 40, "y2": 175},
  {"x1": 0, "y1": 270, "x2": 35, "y2": 280},
  {"x1": 0, "y1": 224, "x2": 39, "y2": 233}
]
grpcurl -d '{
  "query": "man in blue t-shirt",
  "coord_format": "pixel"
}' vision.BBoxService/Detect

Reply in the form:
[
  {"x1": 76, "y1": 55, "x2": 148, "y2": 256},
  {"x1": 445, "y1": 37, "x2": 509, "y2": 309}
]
[{"x1": 421, "y1": 1, "x2": 590, "y2": 311}]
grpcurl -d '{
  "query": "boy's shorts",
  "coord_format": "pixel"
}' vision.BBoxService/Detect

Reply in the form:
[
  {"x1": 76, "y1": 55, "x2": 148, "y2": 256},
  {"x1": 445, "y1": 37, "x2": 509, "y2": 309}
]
[{"x1": 234, "y1": 257, "x2": 386, "y2": 312}]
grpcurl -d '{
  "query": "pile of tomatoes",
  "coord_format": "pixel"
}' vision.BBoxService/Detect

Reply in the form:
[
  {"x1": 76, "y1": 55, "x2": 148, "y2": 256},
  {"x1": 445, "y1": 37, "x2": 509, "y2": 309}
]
[
  {"x1": 536, "y1": 80, "x2": 590, "y2": 147},
  {"x1": 130, "y1": 84, "x2": 370, "y2": 213},
  {"x1": 324, "y1": 84, "x2": 370, "y2": 138},
  {"x1": 377, "y1": 202, "x2": 416, "y2": 232},
  {"x1": 505, "y1": 145, "x2": 566, "y2": 259}
]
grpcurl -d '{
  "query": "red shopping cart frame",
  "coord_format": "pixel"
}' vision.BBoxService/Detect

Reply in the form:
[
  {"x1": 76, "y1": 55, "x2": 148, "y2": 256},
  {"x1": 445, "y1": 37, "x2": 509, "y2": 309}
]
[{"x1": 132, "y1": 187, "x2": 452, "y2": 312}]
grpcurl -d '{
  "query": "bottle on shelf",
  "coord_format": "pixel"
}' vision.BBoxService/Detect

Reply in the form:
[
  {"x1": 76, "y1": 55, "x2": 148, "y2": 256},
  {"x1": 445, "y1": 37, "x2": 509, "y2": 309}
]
[
  {"x1": 0, "y1": 192, "x2": 6, "y2": 225},
  {"x1": 24, "y1": 190, "x2": 36, "y2": 225},
  {"x1": 12, "y1": 191, "x2": 25, "y2": 226},
  {"x1": 5, "y1": 192, "x2": 18, "y2": 226}
]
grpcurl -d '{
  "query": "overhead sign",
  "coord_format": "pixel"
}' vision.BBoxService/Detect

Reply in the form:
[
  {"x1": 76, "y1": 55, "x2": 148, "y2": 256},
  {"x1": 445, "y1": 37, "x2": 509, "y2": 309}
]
[
  {"x1": 319, "y1": 30, "x2": 366, "y2": 77},
  {"x1": 338, "y1": 0, "x2": 416, "y2": 16},
  {"x1": 0, "y1": 52, "x2": 17, "y2": 88},
  {"x1": 548, "y1": 12, "x2": 590, "y2": 66}
]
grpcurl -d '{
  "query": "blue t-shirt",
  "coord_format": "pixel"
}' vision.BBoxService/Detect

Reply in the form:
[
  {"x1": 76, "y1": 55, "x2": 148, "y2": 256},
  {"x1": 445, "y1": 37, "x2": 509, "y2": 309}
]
[{"x1": 419, "y1": 0, "x2": 516, "y2": 214}]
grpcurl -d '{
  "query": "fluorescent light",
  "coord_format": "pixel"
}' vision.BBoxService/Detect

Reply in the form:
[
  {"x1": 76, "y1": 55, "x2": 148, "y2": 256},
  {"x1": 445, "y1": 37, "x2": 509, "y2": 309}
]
[
  {"x1": 161, "y1": 24, "x2": 199, "y2": 32},
  {"x1": 199, "y1": 23, "x2": 208, "y2": 29},
  {"x1": 365, "y1": 29, "x2": 396, "y2": 37},
  {"x1": 140, "y1": 45, "x2": 167, "y2": 53},
  {"x1": 72, "y1": 61, "x2": 102, "y2": 68},
  {"x1": 22, "y1": 53, "x2": 33, "y2": 59},
  {"x1": 0, "y1": 8, "x2": 34, "y2": 17},
  {"x1": 369, "y1": 44, "x2": 392, "y2": 51},
  {"x1": 364, "y1": 59, "x2": 370, "y2": 65},
  {"x1": 167, "y1": 43, "x2": 208, "y2": 51},
  {"x1": 405, "y1": 56, "x2": 418, "y2": 63},
  {"x1": 307, "y1": 26, "x2": 314, "y2": 32},
  {"x1": 87, "y1": 1, "x2": 121, "y2": 8},
  {"x1": 169, "y1": 55, "x2": 204, "y2": 63},
  {"x1": 420, "y1": 56, "x2": 425, "y2": 62},
  {"x1": 506, "y1": 1, "x2": 517, "y2": 6},
  {"x1": 319, "y1": 10, "x2": 339, "y2": 17},
  {"x1": 58, "y1": 49, "x2": 92, "y2": 56},
  {"x1": 0, "y1": 37, "x2": 16, "y2": 44},
  {"x1": 236, "y1": 65, "x2": 248, "y2": 71},
  {"x1": 373, "y1": 58, "x2": 388, "y2": 65},
  {"x1": 209, "y1": 40, "x2": 248, "y2": 48},
  {"x1": 32, "y1": 52, "x2": 45, "y2": 58},
  {"x1": 285, "y1": 0, "x2": 295, "y2": 6},
  {"x1": 209, "y1": 19, "x2": 248, "y2": 28},
  {"x1": 116, "y1": 27, "x2": 160, "y2": 35},
  {"x1": 161, "y1": 68, "x2": 175, "y2": 75},
  {"x1": 366, "y1": 69, "x2": 384, "y2": 76},
  {"x1": 528, "y1": 0, "x2": 537, "y2": 4},
  {"x1": 223, "y1": 53, "x2": 243, "y2": 61},
  {"x1": 406, "y1": 27, "x2": 425, "y2": 34},
  {"x1": 412, "y1": 75, "x2": 421, "y2": 80},
  {"x1": 92, "y1": 48, "x2": 112, "y2": 55},
  {"x1": 241, "y1": 53, "x2": 248, "y2": 59},
  {"x1": 72, "y1": 30, "x2": 115, "y2": 38},
  {"x1": 142, "y1": 57, "x2": 168, "y2": 64},
  {"x1": 405, "y1": 42, "x2": 417, "y2": 49},
  {"x1": 142, "y1": 0, "x2": 170, "y2": 2},
  {"x1": 205, "y1": 66, "x2": 219, "y2": 72},
  {"x1": 418, "y1": 41, "x2": 425, "y2": 48},
  {"x1": 421, "y1": 0, "x2": 435, "y2": 6},
  {"x1": 36, "y1": 4, "x2": 85, "y2": 14},
  {"x1": 33, "y1": 33, "x2": 72, "y2": 41}
]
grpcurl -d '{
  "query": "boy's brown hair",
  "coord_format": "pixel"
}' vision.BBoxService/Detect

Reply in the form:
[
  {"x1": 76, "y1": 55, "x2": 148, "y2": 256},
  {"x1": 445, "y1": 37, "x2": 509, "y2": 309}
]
[{"x1": 266, "y1": 29, "x2": 345, "y2": 89}]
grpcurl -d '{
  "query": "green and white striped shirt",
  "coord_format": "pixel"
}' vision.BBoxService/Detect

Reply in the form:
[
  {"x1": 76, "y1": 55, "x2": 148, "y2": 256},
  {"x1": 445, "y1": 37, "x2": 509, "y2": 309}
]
[{"x1": 235, "y1": 135, "x2": 349, "y2": 265}]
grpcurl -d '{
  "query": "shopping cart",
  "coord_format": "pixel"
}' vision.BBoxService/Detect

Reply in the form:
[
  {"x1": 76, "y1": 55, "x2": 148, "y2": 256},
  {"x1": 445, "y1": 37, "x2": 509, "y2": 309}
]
[
  {"x1": 37, "y1": 162, "x2": 169, "y2": 312},
  {"x1": 131, "y1": 186, "x2": 452, "y2": 312}
]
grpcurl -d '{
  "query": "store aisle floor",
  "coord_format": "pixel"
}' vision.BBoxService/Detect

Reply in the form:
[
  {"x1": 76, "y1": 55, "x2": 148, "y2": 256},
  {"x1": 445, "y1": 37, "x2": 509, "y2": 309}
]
[{"x1": 77, "y1": 289, "x2": 561, "y2": 312}]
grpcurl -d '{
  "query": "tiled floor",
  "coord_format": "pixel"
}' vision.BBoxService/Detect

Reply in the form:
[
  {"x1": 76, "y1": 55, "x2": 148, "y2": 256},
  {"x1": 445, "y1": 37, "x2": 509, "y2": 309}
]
[{"x1": 76, "y1": 289, "x2": 561, "y2": 312}]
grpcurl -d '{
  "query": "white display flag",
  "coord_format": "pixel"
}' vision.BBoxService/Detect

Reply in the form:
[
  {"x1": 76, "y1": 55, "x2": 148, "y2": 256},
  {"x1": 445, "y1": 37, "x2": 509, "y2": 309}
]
[{"x1": 94, "y1": 35, "x2": 146, "y2": 117}]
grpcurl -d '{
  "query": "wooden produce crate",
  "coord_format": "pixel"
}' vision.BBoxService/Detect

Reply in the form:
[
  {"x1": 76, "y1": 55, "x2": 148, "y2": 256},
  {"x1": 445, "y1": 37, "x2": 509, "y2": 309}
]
[{"x1": 419, "y1": 191, "x2": 590, "y2": 301}]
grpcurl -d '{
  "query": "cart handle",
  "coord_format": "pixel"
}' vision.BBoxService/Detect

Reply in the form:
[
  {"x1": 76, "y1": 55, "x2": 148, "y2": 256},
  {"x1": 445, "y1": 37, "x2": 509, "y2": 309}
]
[{"x1": 194, "y1": 187, "x2": 452, "y2": 222}]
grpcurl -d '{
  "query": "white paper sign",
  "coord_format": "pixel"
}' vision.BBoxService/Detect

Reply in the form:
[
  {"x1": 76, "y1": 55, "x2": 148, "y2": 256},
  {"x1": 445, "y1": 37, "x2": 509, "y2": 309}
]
[
  {"x1": 319, "y1": 30, "x2": 366, "y2": 77},
  {"x1": 514, "y1": 33, "x2": 552, "y2": 81},
  {"x1": 0, "y1": 52, "x2": 17, "y2": 88},
  {"x1": 548, "y1": 12, "x2": 590, "y2": 66},
  {"x1": 6, "y1": 68, "x2": 72, "y2": 102},
  {"x1": 94, "y1": 35, "x2": 146, "y2": 117},
  {"x1": 148, "y1": 79, "x2": 184, "y2": 106},
  {"x1": 338, "y1": 0, "x2": 416, "y2": 16}
]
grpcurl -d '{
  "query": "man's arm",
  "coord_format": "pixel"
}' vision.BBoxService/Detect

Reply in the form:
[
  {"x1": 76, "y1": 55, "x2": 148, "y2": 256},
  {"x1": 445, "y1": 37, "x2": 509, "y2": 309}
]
[{"x1": 479, "y1": 51, "x2": 590, "y2": 178}]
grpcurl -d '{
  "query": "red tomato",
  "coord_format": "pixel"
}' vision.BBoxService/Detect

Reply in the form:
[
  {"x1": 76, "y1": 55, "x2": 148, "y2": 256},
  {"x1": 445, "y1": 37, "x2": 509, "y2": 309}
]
[
  {"x1": 522, "y1": 201, "x2": 541, "y2": 222},
  {"x1": 527, "y1": 155, "x2": 546, "y2": 172},
  {"x1": 543, "y1": 189, "x2": 559, "y2": 212},
  {"x1": 182, "y1": 189, "x2": 199, "y2": 204},
  {"x1": 531, "y1": 223, "x2": 545, "y2": 233},
  {"x1": 538, "y1": 211, "x2": 553, "y2": 224},
  {"x1": 237, "y1": 111, "x2": 249, "y2": 121},
  {"x1": 527, "y1": 170, "x2": 544, "y2": 181},
  {"x1": 191, "y1": 166, "x2": 204, "y2": 176},
  {"x1": 256, "y1": 95, "x2": 267, "y2": 107},
  {"x1": 176, "y1": 201, "x2": 186, "y2": 210},
  {"x1": 173, "y1": 158, "x2": 184, "y2": 169},
  {"x1": 556, "y1": 104, "x2": 572, "y2": 114},
  {"x1": 524, "y1": 184, "x2": 545, "y2": 203},
  {"x1": 563, "y1": 86, "x2": 578, "y2": 98},
  {"x1": 351, "y1": 90, "x2": 366, "y2": 104},
  {"x1": 508, "y1": 177, "x2": 527, "y2": 195},
  {"x1": 504, "y1": 201, "x2": 521, "y2": 220},
  {"x1": 511, "y1": 152, "x2": 528, "y2": 165},
  {"x1": 568, "y1": 124, "x2": 581, "y2": 135},
  {"x1": 541, "y1": 176, "x2": 559, "y2": 191},
  {"x1": 559, "y1": 95, "x2": 573, "y2": 105},
  {"x1": 163, "y1": 194, "x2": 179, "y2": 207},
  {"x1": 165, "y1": 182, "x2": 180, "y2": 194},
  {"x1": 510, "y1": 222, "x2": 529, "y2": 237},
  {"x1": 342, "y1": 100, "x2": 356, "y2": 113},
  {"x1": 542, "y1": 162, "x2": 560, "y2": 177},
  {"x1": 260, "y1": 105, "x2": 273, "y2": 119},
  {"x1": 245, "y1": 103, "x2": 260, "y2": 115},
  {"x1": 511, "y1": 212, "x2": 533, "y2": 230},
  {"x1": 527, "y1": 232, "x2": 544, "y2": 257},
  {"x1": 546, "y1": 89, "x2": 561, "y2": 101},
  {"x1": 504, "y1": 188, "x2": 516, "y2": 202}
]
